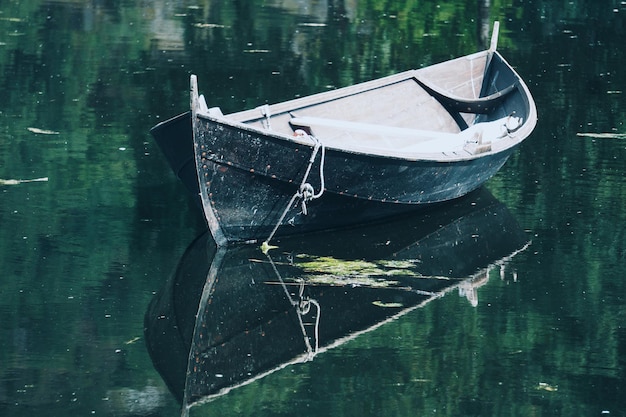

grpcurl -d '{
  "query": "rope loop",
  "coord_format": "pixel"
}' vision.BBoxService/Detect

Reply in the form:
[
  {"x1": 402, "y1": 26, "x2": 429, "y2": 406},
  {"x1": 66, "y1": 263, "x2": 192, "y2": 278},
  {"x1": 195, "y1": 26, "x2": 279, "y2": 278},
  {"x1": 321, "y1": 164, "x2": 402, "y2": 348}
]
[
  {"x1": 299, "y1": 183, "x2": 315, "y2": 200},
  {"x1": 298, "y1": 183, "x2": 315, "y2": 214}
]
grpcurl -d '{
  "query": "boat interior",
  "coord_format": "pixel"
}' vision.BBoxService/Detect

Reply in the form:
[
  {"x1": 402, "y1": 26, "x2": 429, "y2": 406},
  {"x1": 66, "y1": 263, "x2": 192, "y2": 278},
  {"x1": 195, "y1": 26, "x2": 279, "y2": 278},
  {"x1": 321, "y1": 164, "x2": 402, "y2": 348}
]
[{"x1": 198, "y1": 49, "x2": 527, "y2": 157}]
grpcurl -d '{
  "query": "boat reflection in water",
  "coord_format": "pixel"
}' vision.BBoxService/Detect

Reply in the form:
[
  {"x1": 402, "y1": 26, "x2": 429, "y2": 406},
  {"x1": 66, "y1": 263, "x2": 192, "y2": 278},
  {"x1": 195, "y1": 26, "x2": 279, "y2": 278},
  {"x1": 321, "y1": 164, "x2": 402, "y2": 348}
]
[{"x1": 144, "y1": 188, "x2": 529, "y2": 416}]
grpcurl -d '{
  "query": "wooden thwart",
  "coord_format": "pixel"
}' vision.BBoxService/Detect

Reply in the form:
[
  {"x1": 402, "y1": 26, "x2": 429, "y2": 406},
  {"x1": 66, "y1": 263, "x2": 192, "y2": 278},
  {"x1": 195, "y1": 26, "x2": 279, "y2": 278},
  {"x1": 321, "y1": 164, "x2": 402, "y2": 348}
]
[{"x1": 289, "y1": 115, "x2": 519, "y2": 153}]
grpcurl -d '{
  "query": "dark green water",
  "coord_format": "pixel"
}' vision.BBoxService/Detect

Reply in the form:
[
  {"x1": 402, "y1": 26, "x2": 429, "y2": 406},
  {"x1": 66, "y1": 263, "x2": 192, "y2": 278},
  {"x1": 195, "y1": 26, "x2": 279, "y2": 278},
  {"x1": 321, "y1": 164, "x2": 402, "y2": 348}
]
[{"x1": 1, "y1": 1, "x2": 625, "y2": 416}]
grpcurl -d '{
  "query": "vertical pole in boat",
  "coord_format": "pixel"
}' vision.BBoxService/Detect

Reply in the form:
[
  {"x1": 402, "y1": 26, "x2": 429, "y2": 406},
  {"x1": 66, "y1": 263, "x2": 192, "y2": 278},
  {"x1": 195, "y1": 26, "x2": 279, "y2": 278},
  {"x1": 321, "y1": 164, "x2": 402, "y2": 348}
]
[
  {"x1": 190, "y1": 74, "x2": 229, "y2": 247},
  {"x1": 480, "y1": 21, "x2": 499, "y2": 97},
  {"x1": 190, "y1": 75, "x2": 198, "y2": 115},
  {"x1": 489, "y1": 21, "x2": 500, "y2": 52}
]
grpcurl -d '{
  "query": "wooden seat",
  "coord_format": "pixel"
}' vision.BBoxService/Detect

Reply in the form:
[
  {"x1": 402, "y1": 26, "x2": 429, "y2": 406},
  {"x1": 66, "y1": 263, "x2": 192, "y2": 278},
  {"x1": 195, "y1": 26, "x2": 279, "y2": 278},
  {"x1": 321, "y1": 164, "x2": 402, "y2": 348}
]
[{"x1": 288, "y1": 115, "x2": 519, "y2": 154}]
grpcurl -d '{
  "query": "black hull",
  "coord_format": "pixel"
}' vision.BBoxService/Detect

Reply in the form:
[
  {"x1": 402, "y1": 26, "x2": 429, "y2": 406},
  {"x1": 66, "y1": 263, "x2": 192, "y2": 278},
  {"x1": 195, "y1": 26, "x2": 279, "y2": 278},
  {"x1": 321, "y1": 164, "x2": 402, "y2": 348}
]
[
  {"x1": 150, "y1": 111, "x2": 202, "y2": 209},
  {"x1": 151, "y1": 111, "x2": 515, "y2": 244},
  {"x1": 195, "y1": 117, "x2": 516, "y2": 243}
]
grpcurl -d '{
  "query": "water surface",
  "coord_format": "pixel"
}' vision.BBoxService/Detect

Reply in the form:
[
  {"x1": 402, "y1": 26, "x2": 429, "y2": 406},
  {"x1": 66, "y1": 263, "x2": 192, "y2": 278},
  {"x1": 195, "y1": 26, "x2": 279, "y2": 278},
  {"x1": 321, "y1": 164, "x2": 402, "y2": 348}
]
[{"x1": 1, "y1": 1, "x2": 626, "y2": 416}]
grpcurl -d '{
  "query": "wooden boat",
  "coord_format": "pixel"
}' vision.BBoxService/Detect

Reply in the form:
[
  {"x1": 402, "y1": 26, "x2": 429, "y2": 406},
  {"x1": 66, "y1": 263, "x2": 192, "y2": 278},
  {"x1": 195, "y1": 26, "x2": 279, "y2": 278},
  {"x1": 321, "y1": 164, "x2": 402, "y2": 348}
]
[
  {"x1": 143, "y1": 189, "x2": 529, "y2": 415},
  {"x1": 151, "y1": 22, "x2": 536, "y2": 246}
]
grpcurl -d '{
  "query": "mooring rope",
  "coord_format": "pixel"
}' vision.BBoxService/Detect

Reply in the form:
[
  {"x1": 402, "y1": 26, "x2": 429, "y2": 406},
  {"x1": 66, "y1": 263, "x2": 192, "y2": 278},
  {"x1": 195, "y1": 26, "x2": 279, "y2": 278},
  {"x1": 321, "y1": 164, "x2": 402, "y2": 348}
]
[{"x1": 262, "y1": 135, "x2": 326, "y2": 249}]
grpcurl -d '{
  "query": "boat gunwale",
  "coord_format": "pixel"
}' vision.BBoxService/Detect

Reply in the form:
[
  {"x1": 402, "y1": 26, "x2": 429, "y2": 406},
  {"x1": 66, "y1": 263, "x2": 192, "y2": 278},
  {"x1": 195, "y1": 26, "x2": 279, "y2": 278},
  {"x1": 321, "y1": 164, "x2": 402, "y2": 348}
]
[{"x1": 193, "y1": 49, "x2": 536, "y2": 163}]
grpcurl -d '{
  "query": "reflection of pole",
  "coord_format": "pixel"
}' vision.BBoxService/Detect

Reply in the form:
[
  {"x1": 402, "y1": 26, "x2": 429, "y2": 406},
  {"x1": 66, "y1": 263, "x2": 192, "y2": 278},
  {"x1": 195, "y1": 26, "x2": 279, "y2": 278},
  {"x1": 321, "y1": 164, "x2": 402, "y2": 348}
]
[
  {"x1": 458, "y1": 269, "x2": 490, "y2": 307},
  {"x1": 478, "y1": 0, "x2": 491, "y2": 48}
]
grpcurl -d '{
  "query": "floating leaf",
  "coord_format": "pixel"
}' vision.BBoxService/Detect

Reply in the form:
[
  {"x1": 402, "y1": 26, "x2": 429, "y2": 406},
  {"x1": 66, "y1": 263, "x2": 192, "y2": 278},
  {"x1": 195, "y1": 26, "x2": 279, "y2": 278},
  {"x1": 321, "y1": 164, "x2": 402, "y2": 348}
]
[
  {"x1": 260, "y1": 241, "x2": 278, "y2": 254},
  {"x1": 0, "y1": 177, "x2": 48, "y2": 185},
  {"x1": 576, "y1": 132, "x2": 626, "y2": 139},
  {"x1": 124, "y1": 337, "x2": 141, "y2": 345},
  {"x1": 27, "y1": 127, "x2": 60, "y2": 135},
  {"x1": 193, "y1": 23, "x2": 226, "y2": 28}
]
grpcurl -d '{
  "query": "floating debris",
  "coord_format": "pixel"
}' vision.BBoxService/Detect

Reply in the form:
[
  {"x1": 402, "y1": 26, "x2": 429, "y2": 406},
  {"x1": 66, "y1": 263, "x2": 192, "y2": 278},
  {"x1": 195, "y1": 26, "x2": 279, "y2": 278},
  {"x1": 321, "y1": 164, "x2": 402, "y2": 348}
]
[
  {"x1": 372, "y1": 301, "x2": 404, "y2": 308},
  {"x1": 576, "y1": 132, "x2": 626, "y2": 139},
  {"x1": 193, "y1": 23, "x2": 226, "y2": 28},
  {"x1": 298, "y1": 256, "x2": 399, "y2": 278},
  {"x1": 298, "y1": 22, "x2": 327, "y2": 27},
  {"x1": 536, "y1": 382, "x2": 558, "y2": 392},
  {"x1": 124, "y1": 337, "x2": 141, "y2": 345},
  {"x1": 243, "y1": 49, "x2": 270, "y2": 53},
  {"x1": 27, "y1": 127, "x2": 60, "y2": 135},
  {"x1": 379, "y1": 259, "x2": 420, "y2": 269},
  {"x1": 0, "y1": 177, "x2": 48, "y2": 185},
  {"x1": 303, "y1": 273, "x2": 399, "y2": 288}
]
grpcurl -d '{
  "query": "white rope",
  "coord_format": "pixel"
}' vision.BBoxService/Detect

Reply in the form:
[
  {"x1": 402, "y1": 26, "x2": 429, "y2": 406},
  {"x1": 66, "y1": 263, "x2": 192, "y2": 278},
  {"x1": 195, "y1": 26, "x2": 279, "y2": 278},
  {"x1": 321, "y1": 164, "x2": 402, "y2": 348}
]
[{"x1": 263, "y1": 135, "x2": 326, "y2": 247}]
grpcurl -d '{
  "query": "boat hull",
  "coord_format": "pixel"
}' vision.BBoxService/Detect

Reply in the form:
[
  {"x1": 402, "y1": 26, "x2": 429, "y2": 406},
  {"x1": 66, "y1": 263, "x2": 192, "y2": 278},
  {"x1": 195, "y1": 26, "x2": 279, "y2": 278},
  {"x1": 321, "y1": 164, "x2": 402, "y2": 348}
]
[{"x1": 194, "y1": 117, "x2": 516, "y2": 243}]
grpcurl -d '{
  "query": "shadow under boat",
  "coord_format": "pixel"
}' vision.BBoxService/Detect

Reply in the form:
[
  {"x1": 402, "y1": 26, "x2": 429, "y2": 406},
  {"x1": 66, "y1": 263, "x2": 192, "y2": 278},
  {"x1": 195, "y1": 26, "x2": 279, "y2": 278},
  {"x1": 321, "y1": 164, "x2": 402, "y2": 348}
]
[{"x1": 144, "y1": 188, "x2": 529, "y2": 414}]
